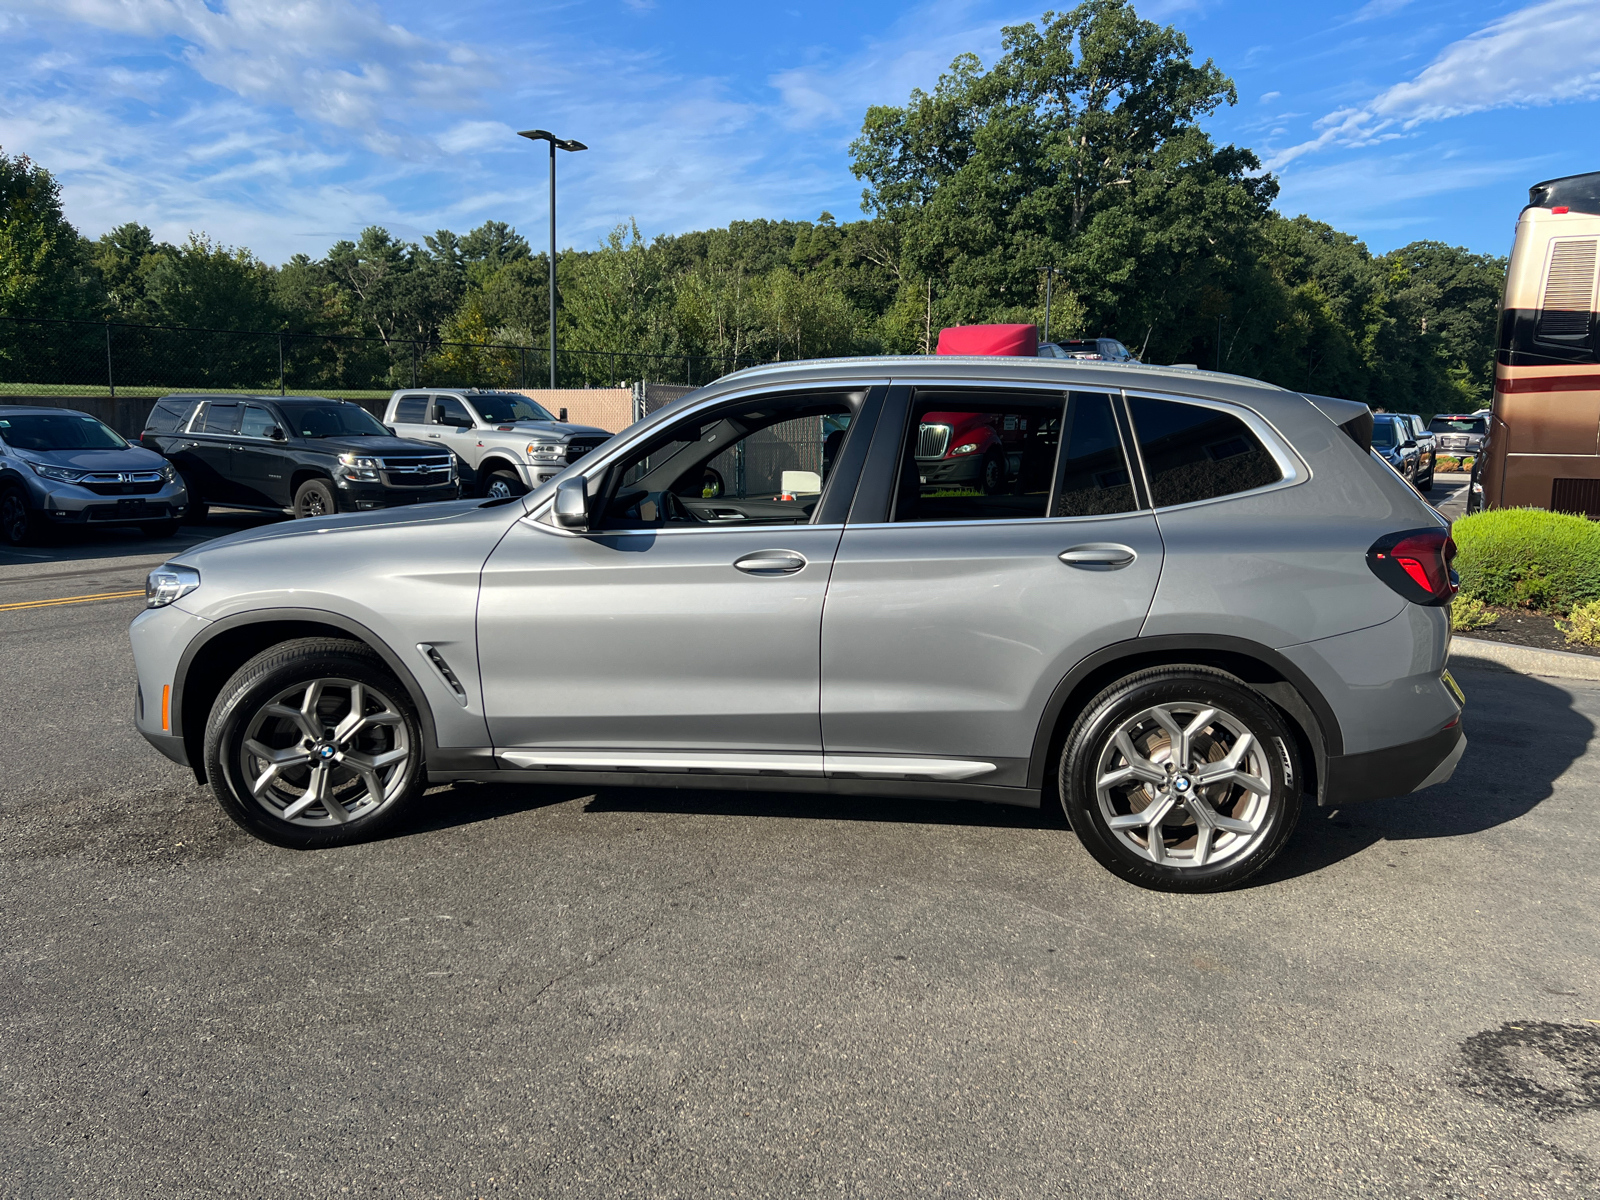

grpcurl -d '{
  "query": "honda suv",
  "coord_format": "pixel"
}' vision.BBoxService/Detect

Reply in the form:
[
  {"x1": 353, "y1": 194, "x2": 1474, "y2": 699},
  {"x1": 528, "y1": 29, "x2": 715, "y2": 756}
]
[
  {"x1": 129, "y1": 358, "x2": 1465, "y2": 892},
  {"x1": 140, "y1": 394, "x2": 456, "y2": 520}
]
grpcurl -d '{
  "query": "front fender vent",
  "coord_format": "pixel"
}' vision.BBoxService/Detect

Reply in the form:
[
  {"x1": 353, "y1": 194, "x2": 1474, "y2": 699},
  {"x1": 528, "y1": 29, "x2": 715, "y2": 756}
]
[{"x1": 417, "y1": 643, "x2": 469, "y2": 706}]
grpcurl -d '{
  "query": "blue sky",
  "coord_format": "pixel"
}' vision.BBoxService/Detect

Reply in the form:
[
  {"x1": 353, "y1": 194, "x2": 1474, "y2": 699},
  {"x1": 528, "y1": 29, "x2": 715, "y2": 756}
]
[{"x1": 1, "y1": 0, "x2": 1596, "y2": 264}]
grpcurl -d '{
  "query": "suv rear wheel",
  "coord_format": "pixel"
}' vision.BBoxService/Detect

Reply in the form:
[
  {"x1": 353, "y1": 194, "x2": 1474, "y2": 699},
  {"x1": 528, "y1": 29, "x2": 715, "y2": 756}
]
[
  {"x1": 203, "y1": 638, "x2": 426, "y2": 849},
  {"x1": 1059, "y1": 666, "x2": 1302, "y2": 892}
]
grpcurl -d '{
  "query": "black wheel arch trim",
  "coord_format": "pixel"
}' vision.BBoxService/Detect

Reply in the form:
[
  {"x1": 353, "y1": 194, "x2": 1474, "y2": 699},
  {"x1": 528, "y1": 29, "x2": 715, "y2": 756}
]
[
  {"x1": 1026, "y1": 633, "x2": 1345, "y2": 793},
  {"x1": 171, "y1": 606, "x2": 442, "y2": 777}
]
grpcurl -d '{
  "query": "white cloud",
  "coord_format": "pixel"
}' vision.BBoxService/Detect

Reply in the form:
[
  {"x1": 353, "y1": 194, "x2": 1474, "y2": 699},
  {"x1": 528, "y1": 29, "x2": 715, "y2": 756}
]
[
  {"x1": 1351, "y1": 0, "x2": 1414, "y2": 21},
  {"x1": 1259, "y1": 91, "x2": 1280, "y2": 103},
  {"x1": 1270, "y1": 0, "x2": 1600, "y2": 167}
]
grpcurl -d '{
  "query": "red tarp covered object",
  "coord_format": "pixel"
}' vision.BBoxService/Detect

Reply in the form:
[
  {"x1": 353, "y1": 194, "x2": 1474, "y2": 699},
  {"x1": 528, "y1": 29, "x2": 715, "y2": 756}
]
[{"x1": 935, "y1": 323, "x2": 1039, "y2": 356}]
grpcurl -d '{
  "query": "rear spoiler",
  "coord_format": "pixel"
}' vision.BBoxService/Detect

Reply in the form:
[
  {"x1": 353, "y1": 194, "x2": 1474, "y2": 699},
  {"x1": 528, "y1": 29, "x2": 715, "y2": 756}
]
[{"x1": 1303, "y1": 393, "x2": 1372, "y2": 454}]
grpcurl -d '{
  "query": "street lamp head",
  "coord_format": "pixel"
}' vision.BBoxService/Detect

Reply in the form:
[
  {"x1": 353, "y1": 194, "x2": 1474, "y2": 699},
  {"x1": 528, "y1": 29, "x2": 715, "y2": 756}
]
[{"x1": 518, "y1": 129, "x2": 587, "y2": 152}]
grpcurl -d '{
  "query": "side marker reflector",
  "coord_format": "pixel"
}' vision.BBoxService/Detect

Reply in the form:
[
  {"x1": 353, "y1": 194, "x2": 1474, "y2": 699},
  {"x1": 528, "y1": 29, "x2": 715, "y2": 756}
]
[{"x1": 161, "y1": 684, "x2": 171, "y2": 731}]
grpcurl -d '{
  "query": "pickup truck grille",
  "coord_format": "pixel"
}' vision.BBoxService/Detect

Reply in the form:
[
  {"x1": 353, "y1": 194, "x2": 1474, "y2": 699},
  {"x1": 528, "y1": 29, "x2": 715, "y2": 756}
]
[
  {"x1": 915, "y1": 423, "x2": 952, "y2": 459},
  {"x1": 378, "y1": 453, "x2": 453, "y2": 488},
  {"x1": 565, "y1": 438, "x2": 607, "y2": 464},
  {"x1": 80, "y1": 471, "x2": 166, "y2": 496}
]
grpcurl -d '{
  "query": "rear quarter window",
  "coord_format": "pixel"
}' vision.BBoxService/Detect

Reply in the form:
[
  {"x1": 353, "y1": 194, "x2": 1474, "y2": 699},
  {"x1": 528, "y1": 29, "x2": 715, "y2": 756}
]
[
  {"x1": 143, "y1": 401, "x2": 190, "y2": 434},
  {"x1": 1127, "y1": 396, "x2": 1283, "y2": 508}
]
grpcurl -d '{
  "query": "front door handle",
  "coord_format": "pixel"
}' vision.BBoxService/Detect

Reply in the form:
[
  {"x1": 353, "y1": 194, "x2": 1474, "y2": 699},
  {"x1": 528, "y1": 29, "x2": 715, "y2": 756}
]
[
  {"x1": 1059, "y1": 543, "x2": 1137, "y2": 570},
  {"x1": 427, "y1": 433, "x2": 441, "y2": 439},
  {"x1": 733, "y1": 549, "x2": 808, "y2": 576}
]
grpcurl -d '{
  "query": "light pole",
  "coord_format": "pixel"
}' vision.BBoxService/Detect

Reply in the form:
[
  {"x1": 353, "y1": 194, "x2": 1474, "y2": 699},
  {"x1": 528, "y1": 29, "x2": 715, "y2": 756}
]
[{"x1": 518, "y1": 129, "x2": 587, "y2": 389}]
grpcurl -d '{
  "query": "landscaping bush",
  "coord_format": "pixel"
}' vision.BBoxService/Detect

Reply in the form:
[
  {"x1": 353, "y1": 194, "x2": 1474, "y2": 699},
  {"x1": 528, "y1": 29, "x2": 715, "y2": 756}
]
[
  {"x1": 1449, "y1": 595, "x2": 1496, "y2": 631},
  {"x1": 1452, "y1": 508, "x2": 1600, "y2": 615},
  {"x1": 1558, "y1": 600, "x2": 1600, "y2": 647}
]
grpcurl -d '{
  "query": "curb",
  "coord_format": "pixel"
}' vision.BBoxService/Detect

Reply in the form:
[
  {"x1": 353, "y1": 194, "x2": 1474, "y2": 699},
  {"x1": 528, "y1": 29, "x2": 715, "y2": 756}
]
[{"x1": 1450, "y1": 636, "x2": 1600, "y2": 682}]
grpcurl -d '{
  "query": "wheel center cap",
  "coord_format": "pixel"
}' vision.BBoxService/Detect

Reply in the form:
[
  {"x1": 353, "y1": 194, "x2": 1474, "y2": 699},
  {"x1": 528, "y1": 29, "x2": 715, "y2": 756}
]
[
  {"x1": 315, "y1": 743, "x2": 338, "y2": 761},
  {"x1": 1172, "y1": 775, "x2": 1192, "y2": 793}
]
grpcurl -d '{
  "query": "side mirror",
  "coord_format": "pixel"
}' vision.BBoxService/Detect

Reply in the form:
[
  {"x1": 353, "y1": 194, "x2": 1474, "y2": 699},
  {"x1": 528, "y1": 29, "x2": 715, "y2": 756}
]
[
  {"x1": 553, "y1": 477, "x2": 589, "y2": 530},
  {"x1": 269, "y1": 426, "x2": 286, "y2": 441},
  {"x1": 558, "y1": 408, "x2": 569, "y2": 423},
  {"x1": 1403, "y1": 439, "x2": 1417, "y2": 448}
]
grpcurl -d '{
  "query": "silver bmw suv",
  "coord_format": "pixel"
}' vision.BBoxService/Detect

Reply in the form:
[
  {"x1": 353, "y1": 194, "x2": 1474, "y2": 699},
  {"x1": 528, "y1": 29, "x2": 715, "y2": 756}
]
[{"x1": 129, "y1": 357, "x2": 1465, "y2": 892}]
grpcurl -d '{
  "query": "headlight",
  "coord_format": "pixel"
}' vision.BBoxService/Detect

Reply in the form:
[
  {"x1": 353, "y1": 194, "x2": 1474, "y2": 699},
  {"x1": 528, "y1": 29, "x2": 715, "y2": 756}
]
[
  {"x1": 336, "y1": 453, "x2": 381, "y2": 482},
  {"x1": 146, "y1": 564, "x2": 200, "y2": 609},
  {"x1": 158, "y1": 464, "x2": 177, "y2": 483},
  {"x1": 949, "y1": 442, "x2": 980, "y2": 455},
  {"x1": 527, "y1": 442, "x2": 565, "y2": 461},
  {"x1": 27, "y1": 461, "x2": 87, "y2": 484}
]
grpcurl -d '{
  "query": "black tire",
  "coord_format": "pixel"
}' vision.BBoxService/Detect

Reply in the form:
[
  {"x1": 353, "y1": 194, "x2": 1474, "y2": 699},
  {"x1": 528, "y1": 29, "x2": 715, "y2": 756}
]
[
  {"x1": 1058, "y1": 666, "x2": 1302, "y2": 893},
  {"x1": 1418, "y1": 468, "x2": 1434, "y2": 492},
  {"x1": 293, "y1": 477, "x2": 339, "y2": 519},
  {"x1": 179, "y1": 476, "x2": 208, "y2": 525},
  {"x1": 0, "y1": 484, "x2": 42, "y2": 546},
  {"x1": 480, "y1": 469, "x2": 526, "y2": 501},
  {"x1": 140, "y1": 518, "x2": 182, "y2": 539},
  {"x1": 203, "y1": 637, "x2": 426, "y2": 849},
  {"x1": 980, "y1": 450, "x2": 1006, "y2": 495}
]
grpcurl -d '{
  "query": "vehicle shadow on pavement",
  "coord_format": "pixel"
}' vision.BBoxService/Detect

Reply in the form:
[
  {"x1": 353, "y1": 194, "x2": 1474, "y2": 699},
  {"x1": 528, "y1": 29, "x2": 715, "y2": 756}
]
[
  {"x1": 1253, "y1": 664, "x2": 1595, "y2": 886},
  {"x1": 0, "y1": 511, "x2": 280, "y2": 567}
]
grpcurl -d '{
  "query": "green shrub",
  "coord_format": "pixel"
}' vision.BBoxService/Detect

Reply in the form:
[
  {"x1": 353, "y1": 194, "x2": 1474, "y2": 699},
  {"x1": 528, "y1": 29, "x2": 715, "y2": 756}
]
[
  {"x1": 1558, "y1": 600, "x2": 1600, "y2": 647},
  {"x1": 1452, "y1": 507, "x2": 1600, "y2": 615},
  {"x1": 1450, "y1": 596, "x2": 1497, "y2": 631}
]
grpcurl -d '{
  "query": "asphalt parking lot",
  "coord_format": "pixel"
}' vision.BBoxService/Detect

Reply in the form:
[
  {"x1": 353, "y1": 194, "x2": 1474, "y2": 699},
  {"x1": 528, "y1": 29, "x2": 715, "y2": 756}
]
[{"x1": 2, "y1": 498, "x2": 1597, "y2": 1200}]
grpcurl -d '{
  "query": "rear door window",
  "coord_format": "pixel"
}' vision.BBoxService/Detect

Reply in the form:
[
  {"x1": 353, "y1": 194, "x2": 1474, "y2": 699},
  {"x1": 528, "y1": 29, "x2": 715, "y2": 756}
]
[
  {"x1": 393, "y1": 394, "x2": 430, "y2": 423},
  {"x1": 893, "y1": 392, "x2": 1065, "y2": 522},
  {"x1": 1053, "y1": 393, "x2": 1139, "y2": 517},
  {"x1": 199, "y1": 403, "x2": 240, "y2": 435},
  {"x1": 1126, "y1": 396, "x2": 1282, "y2": 508}
]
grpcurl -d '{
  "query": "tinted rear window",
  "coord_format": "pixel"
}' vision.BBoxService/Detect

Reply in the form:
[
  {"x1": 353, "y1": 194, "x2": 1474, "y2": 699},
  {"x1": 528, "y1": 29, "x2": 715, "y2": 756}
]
[
  {"x1": 394, "y1": 395, "x2": 429, "y2": 422},
  {"x1": 1429, "y1": 417, "x2": 1487, "y2": 434},
  {"x1": 1054, "y1": 393, "x2": 1137, "y2": 517},
  {"x1": 1127, "y1": 397, "x2": 1282, "y2": 508},
  {"x1": 144, "y1": 401, "x2": 190, "y2": 434},
  {"x1": 201, "y1": 403, "x2": 240, "y2": 435}
]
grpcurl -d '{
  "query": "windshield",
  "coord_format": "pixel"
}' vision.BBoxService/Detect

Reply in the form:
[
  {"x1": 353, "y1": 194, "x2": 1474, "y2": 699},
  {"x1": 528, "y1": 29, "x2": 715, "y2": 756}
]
[
  {"x1": 285, "y1": 404, "x2": 390, "y2": 438},
  {"x1": 471, "y1": 394, "x2": 554, "y2": 424},
  {"x1": 1429, "y1": 417, "x2": 1487, "y2": 434},
  {"x1": 0, "y1": 413, "x2": 128, "y2": 451}
]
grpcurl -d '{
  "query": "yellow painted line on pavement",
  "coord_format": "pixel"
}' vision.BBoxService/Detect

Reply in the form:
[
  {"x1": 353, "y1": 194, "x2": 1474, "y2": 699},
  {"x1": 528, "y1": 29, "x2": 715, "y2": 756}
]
[{"x1": 0, "y1": 588, "x2": 145, "y2": 612}]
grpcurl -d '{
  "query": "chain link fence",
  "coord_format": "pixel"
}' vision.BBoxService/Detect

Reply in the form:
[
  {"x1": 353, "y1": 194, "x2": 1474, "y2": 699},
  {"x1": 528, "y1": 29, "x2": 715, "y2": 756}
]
[{"x1": 0, "y1": 314, "x2": 768, "y2": 400}]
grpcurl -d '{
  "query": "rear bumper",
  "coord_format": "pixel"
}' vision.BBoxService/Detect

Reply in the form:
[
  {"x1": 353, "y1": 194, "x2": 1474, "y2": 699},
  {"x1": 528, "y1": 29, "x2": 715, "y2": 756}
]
[{"x1": 1322, "y1": 723, "x2": 1465, "y2": 805}]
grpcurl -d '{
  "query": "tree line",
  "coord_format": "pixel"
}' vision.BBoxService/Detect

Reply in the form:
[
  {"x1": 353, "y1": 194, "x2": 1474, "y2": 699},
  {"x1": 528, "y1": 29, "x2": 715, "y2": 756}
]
[{"x1": 0, "y1": 0, "x2": 1505, "y2": 412}]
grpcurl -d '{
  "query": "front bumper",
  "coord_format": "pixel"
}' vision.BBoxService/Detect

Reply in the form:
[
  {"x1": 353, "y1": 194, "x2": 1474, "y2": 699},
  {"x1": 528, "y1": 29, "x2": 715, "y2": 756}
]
[
  {"x1": 36, "y1": 480, "x2": 189, "y2": 526},
  {"x1": 1322, "y1": 722, "x2": 1465, "y2": 804},
  {"x1": 337, "y1": 481, "x2": 460, "y2": 511},
  {"x1": 916, "y1": 456, "x2": 983, "y2": 489}
]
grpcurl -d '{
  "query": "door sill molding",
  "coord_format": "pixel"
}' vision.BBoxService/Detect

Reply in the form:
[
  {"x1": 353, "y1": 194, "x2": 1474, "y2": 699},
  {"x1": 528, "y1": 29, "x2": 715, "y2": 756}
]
[{"x1": 498, "y1": 748, "x2": 997, "y2": 781}]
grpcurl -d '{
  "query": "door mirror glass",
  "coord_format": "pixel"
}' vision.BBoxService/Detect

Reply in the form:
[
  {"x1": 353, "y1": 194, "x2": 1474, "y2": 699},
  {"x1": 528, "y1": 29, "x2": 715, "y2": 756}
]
[
  {"x1": 553, "y1": 477, "x2": 589, "y2": 529},
  {"x1": 270, "y1": 426, "x2": 286, "y2": 441}
]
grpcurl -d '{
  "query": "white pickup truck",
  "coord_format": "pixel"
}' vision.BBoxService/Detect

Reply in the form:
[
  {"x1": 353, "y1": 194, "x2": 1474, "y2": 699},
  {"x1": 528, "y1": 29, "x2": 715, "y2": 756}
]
[{"x1": 383, "y1": 389, "x2": 612, "y2": 499}]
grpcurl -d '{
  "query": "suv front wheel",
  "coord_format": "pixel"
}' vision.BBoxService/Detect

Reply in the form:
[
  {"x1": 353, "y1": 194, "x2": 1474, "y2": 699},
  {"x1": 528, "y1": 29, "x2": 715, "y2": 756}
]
[
  {"x1": 1059, "y1": 666, "x2": 1302, "y2": 892},
  {"x1": 203, "y1": 638, "x2": 427, "y2": 849}
]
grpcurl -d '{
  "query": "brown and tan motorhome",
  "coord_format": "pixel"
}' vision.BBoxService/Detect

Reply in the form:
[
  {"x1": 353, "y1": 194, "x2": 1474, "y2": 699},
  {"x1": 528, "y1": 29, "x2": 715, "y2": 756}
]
[{"x1": 1478, "y1": 170, "x2": 1600, "y2": 515}]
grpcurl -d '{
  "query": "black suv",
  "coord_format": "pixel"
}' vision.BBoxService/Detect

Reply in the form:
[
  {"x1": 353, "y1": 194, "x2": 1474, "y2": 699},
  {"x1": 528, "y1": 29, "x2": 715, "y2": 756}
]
[{"x1": 140, "y1": 395, "x2": 457, "y2": 520}]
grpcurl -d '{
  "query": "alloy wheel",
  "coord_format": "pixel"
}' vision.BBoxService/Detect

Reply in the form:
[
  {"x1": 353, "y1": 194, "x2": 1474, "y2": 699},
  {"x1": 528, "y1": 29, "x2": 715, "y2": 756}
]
[
  {"x1": 1093, "y1": 702, "x2": 1273, "y2": 870},
  {"x1": 238, "y1": 676, "x2": 413, "y2": 827},
  {"x1": 484, "y1": 477, "x2": 514, "y2": 500}
]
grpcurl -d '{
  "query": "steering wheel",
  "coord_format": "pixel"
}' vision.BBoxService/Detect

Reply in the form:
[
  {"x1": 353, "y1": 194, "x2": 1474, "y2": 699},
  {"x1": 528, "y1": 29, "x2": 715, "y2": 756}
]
[{"x1": 657, "y1": 489, "x2": 700, "y2": 524}]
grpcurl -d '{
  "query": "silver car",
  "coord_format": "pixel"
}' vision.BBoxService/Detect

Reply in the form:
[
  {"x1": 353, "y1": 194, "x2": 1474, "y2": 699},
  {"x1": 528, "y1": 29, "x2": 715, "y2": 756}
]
[
  {"x1": 1, "y1": 406, "x2": 189, "y2": 545},
  {"x1": 129, "y1": 357, "x2": 1465, "y2": 892}
]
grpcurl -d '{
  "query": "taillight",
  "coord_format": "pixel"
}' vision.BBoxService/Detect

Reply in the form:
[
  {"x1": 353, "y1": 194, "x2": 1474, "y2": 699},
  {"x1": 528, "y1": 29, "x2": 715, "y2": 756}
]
[{"x1": 1367, "y1": 528, "x2": 1458, "y2": 606}]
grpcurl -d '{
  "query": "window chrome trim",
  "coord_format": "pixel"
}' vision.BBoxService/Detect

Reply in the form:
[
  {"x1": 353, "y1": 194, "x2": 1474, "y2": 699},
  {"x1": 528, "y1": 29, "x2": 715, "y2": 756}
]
[{"x1": 1120, "y1": 388, "x2": 1309, "y2": 514}]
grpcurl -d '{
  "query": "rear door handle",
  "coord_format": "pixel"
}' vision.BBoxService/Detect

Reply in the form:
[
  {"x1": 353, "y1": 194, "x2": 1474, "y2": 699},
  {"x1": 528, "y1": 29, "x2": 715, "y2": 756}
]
[
  {"x1": 1059, "y1": 543, "x2": 1137, "y2": 570},
  {"x1": 733, "y1": 550, "x2": 808, "y2": 576}
]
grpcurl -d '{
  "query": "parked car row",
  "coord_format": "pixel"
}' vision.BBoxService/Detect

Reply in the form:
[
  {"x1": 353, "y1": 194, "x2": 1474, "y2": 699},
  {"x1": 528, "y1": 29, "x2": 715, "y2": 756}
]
[
  {"x1": 1369, "y1": 412, "x2": 1437, "y2": 492},
  {"x1": 0, "y1": 390, "x2": 612, "y2": 545}
]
